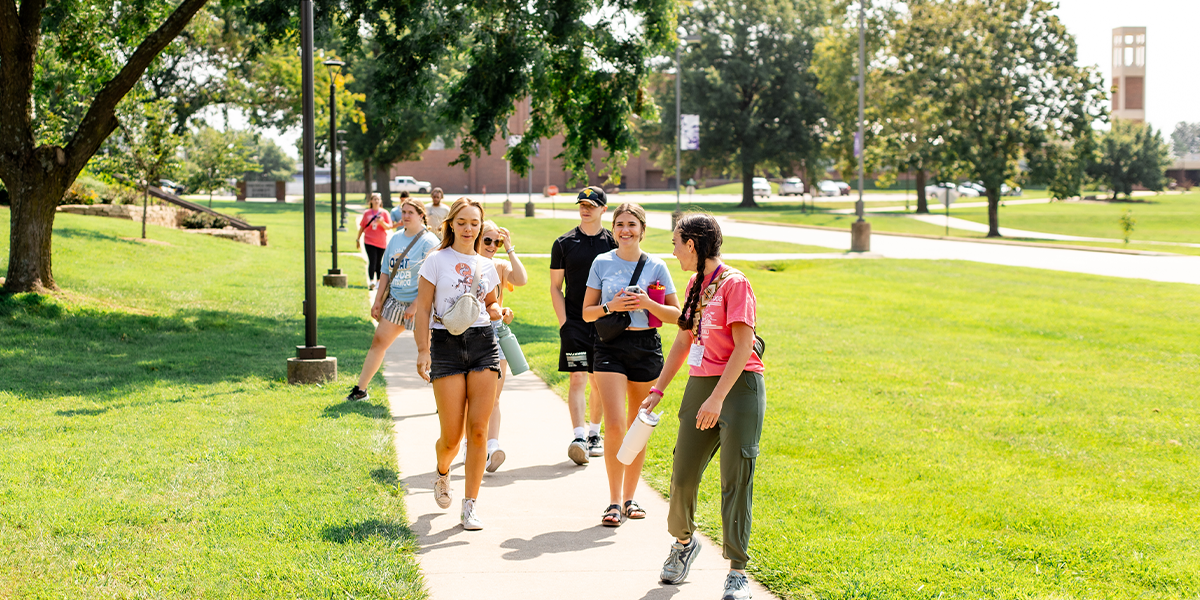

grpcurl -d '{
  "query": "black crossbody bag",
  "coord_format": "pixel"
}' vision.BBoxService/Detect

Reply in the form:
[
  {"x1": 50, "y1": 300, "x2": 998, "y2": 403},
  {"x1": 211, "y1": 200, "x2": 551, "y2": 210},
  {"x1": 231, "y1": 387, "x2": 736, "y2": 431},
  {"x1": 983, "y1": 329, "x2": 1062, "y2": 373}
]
[{"x1": 593, "y1": 253, "x2": 648, "y2": 344}]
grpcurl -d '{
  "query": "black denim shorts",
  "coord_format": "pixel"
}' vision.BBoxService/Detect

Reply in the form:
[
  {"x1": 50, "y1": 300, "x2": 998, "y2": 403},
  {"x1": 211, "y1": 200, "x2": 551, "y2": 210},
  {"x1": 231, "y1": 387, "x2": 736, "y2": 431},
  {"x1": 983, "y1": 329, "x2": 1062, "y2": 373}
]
[
  {"x1": 430, "y1": 326, "x2": 501, "y2": 381},
  {"x1": 593, "y1": 328, "x2": 664, "y2": 383}
]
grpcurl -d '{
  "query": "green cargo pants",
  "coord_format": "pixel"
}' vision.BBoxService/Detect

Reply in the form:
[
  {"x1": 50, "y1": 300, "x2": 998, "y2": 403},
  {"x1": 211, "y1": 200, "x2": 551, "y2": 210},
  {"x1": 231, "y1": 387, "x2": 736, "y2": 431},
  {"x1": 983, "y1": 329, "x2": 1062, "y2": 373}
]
[{"x1": 667, "y1": 371, "x2": 765, "y2": 570}]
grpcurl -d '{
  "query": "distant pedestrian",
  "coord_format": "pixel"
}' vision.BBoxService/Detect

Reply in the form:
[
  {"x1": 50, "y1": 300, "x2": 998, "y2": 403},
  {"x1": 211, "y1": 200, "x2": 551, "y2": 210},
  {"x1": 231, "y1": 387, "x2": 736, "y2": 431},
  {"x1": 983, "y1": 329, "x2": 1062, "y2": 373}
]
[
  {"x1": 390, "y1": 191, "x2": 412, "y2": 226},
  {"x1": 345, "y1": 198, "x2": 440, "y2": 402},
  {"x1": 476, "y1": 220, "x2": 528, "y2": 473},
  {"x1": 356, "y1": 193, "x2": 392, "y2": 290},
  {"x1": 582, "y1": 203, "x2": 679, "y2": 527},
  {"x1": 550, "y1": 186, "x2": 616, "y2": 466},
  {"x1": 413, "y1": 197, "x2": 503, "y2": 531},
  {"x1": 641, "y1": 213, "x2": 765, "y2": 600},
  {"x1": 426, "y1": 187, "x2": 449, "y2": 239}
]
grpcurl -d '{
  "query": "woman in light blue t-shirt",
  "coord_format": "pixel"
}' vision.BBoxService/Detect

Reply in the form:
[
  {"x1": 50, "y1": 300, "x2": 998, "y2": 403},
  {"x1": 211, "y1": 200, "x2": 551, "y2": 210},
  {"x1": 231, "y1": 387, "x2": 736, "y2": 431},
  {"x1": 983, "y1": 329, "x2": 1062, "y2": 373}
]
[
  {"x1": 581, "y1": 203, "x2": 680, "y2": 527},
  {"x1": 345, "y1": 198, "x2": 440, "y2": 402}
]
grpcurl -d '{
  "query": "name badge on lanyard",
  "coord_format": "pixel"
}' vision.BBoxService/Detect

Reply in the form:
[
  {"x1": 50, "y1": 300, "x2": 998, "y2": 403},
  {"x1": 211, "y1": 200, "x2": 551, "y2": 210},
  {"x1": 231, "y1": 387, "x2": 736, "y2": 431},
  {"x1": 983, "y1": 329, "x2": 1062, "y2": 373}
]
[{"x1": 687, "y1": 264, "x2": 724, "y2": 368}]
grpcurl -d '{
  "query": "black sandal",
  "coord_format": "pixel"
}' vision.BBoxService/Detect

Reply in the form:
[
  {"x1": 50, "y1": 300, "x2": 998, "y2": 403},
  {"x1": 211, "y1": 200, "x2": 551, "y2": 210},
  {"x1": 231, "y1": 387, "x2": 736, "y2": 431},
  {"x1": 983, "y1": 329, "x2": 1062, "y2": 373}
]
[
  {"x1": 623, "y1": 500, "x2": 646, "y2": 519},
  {"x1": 601, "y1": 504, "x2": 623, "y2": 527}
]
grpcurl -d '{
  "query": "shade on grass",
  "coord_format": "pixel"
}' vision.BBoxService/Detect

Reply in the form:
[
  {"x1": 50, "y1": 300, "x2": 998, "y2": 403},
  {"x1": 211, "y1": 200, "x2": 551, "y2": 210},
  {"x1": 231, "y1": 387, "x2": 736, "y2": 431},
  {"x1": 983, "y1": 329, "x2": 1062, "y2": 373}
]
[
  {"x1": 0, "y1": 206, "x2": 425, "y2": 598},
  {"x1": 502, "y1": 256, "x2": 1200, "y2": 599}
]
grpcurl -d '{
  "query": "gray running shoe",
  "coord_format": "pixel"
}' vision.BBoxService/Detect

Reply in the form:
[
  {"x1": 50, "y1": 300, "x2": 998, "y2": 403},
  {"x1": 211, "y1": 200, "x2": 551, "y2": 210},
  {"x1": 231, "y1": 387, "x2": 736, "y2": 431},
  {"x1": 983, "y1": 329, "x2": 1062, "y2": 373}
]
[
  {"x1": 568, "y1": 438, "x2": 589, "y2": 465},
  {"x1": 586, "y1": 433, "x2": 604, "y2": 457},
  {"x1": 485, "y1": 448, "x2": 505, "y2": 473},
  {"x1": 660, "y1": 539, "x2": 701, "y2": 584},
  {"x1": 433, "y1": 471, "x2": 452, "y2": 509},
  {"x1": 721, "y1": 571, "x2": 752, "y2": 600},
  {"x1": 461, "y1": 498, "x2": 483, "y2": 530}
]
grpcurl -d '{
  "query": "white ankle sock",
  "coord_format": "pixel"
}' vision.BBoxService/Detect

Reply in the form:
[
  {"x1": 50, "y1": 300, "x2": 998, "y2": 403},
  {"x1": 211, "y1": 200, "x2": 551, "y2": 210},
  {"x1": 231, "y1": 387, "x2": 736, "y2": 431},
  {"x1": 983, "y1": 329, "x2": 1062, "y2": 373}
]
[
  {"x1": 573, "y1": 426, "x2": 586, "y2": 440},
  {"x1": 588, "y1": 422, "x2": 601, "y2": 436}
]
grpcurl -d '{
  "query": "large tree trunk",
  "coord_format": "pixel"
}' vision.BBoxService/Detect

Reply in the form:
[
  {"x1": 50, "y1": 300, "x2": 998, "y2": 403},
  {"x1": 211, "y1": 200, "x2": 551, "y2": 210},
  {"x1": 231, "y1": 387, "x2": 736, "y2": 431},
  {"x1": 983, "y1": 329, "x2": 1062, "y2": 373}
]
[
  {"x1": 986, "y1": 187, "x2": 1001, "y2": 237},
  {"x1": 375, "y1": 162, "x2": 393, "y2": 208},
  {"x1": 915, "y1": 169, "x2": 929, "y2": 214},
  {"x1": 737, "y1": 162, "x2": 758, "y2": 208},
  {"x1": 3, "y1": 155, "x2": 71, "y2": 293}
]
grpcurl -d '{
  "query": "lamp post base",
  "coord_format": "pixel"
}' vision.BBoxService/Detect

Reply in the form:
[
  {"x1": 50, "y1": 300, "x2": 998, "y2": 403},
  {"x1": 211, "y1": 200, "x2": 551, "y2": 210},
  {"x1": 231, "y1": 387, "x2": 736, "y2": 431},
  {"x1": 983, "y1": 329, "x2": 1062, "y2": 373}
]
[
  {"x1": 503, "y1": 199, "x2": 512, "y2": 215},
  {"x1": 851, "y1": 220, "x2": 871, "y2": 252},
  {"x1": 287, "y1": 356, "x2": 337, "y2": 384},
  {"x1": 671, "y1": 210, "x2": 683, "y2": 230},
  {"x1": 323, "y1": 271, "x2": 347, "y2": 288},
  {"x1": 524, "y1": 202, "x2": 535, "y2": 218},
  {"x1": 337, "y1": 226, "x2": 347, "y2": 232}
]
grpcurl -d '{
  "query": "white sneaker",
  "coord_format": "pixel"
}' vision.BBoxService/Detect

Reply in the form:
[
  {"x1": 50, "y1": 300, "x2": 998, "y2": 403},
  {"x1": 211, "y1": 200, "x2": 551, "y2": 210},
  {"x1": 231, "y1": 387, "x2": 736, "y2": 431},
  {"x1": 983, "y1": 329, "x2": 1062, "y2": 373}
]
[
  {"x1": 461, "y1": 498, "x2": 483, "y2": 530},
  {"x1": 433, "y1": 471, "x2": 452, "y2": 509},
  {"x1": 485, "y1": 448, "x2": 506, "y2": 473},
  {"x1": 368, "y1": 281, "x2": 376, "y2": 290}
]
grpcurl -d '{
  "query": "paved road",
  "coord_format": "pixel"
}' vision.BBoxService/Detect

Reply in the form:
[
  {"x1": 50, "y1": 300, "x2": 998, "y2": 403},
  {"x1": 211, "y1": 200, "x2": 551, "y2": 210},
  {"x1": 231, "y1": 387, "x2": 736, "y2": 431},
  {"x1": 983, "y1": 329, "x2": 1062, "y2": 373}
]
[
  {"x1": 383, "y1": 331, "x2": 780, "y2": 600},
  {"x1": 532, "y1": 208, "x2": 1200, "y2": 286}
]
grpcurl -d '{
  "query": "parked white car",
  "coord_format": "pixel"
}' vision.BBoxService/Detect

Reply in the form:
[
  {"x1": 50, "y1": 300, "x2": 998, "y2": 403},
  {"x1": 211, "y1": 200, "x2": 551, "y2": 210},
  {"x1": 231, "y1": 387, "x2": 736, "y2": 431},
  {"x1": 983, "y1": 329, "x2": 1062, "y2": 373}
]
[
  {"x1": 391, "y1": 176, "x2": 432, "y2": 194},
  {"x1": 817, "y1": 180, "x2": 841, "y2": 196},
  {"x1": 752, "y1": 177, "x2": 772, "y2": 197},
  {"x1": 957, "y1": 183, "x2": 983, "y2": 197},
  {"x1": 925, "y1": 182, "x2": 959, "y2": 204},
  {"x1": 779, "y1": 177, "x2": 805, "y2": 196}
]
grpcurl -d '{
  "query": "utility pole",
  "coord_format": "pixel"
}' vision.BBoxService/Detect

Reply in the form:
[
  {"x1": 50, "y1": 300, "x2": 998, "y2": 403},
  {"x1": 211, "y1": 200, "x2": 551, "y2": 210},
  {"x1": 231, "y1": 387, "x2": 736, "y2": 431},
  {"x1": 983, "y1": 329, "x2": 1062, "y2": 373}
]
[{"x1": 323, "y1": 60, "x2": 347, "y2": 288}]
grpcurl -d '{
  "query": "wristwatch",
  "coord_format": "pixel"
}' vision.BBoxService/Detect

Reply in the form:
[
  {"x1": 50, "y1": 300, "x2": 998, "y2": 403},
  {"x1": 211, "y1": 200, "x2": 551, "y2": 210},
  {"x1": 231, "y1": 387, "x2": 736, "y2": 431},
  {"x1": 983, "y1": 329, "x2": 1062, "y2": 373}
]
[{"x1": 601, "y1": 302, "x2": 611, "y2": 315}]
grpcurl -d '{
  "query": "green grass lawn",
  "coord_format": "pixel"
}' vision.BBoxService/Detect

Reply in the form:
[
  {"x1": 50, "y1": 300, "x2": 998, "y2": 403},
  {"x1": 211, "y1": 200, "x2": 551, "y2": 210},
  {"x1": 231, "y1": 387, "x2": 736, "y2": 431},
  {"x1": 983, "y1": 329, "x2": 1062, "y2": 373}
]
[
  {"x1": 949, "y1": 193, "x2": 1200, "y2": 244},
  {"x1": 502, "y1": 256, "x2": 1200, "y2": 599},
  {"x1": 0, "y1": 205, "x2": 425, "y2": 598}
]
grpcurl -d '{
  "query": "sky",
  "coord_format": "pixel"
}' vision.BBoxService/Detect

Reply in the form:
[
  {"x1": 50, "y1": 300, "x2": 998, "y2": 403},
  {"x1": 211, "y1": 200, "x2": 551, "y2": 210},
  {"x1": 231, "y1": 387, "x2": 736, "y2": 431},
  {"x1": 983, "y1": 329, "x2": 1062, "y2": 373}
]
[
  {"x1": 1052, "y1": 0, "x2": 1199, "y2": 135},
  {"x1": 254, "y1": 0, "x2": 1200, "y2": 160}
]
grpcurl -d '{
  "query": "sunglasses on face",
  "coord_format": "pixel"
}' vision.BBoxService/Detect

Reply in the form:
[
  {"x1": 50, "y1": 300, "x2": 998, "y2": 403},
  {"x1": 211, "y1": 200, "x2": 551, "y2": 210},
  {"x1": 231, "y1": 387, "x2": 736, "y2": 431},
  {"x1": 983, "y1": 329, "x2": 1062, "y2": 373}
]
[{"x1": 482, "y1": 237, "x2": 501, "y2": 247}]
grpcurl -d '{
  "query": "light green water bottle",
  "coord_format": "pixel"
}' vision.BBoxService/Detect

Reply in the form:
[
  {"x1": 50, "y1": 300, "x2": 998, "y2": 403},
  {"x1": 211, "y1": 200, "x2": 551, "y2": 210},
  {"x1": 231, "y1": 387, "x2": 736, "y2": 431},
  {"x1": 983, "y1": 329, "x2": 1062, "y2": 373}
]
[{"x1": 494, "y1": 322, "x2": 529, "y2": 376}]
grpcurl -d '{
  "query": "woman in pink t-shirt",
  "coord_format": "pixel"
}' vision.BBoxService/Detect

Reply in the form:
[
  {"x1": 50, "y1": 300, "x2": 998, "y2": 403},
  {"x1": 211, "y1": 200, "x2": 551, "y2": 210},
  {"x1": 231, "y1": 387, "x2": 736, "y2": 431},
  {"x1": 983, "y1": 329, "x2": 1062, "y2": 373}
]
[
  {"x1": 355, "y1": 193, "x2": 393, "y2": 290},
  {"x1": 640, "y1": 213, "x2": 765, "y2": 599}
]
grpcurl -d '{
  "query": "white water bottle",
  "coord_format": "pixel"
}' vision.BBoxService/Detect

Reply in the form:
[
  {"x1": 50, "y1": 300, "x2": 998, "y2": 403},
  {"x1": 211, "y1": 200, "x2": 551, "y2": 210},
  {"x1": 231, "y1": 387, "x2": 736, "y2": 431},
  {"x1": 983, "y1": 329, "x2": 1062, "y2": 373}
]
[{"x1": 617, "y1": 410, "x2": 662, "y2": 465}]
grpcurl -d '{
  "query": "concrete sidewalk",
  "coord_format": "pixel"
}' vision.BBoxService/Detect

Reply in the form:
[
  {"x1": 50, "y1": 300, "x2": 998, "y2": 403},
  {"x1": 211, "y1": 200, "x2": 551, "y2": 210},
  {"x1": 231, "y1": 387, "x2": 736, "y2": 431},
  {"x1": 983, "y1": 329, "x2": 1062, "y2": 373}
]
[{"x1": 382, "y1": 331, "x2": 780, "y2": 600}]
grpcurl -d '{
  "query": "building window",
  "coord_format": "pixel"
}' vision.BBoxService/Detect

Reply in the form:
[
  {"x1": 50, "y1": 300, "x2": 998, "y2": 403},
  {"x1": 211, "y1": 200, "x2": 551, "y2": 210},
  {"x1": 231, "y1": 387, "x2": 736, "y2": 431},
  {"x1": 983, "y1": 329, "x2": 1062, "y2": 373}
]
[
  {"x1": 1113, "y1": 48, "x2": 1122, "y2": 66},
  {"x1": 1125, "y1": 76, "x2": 1144, "y2": 110},
  {"x1": 1136, "y1": 47, "x2": 1145, "y2": 67},
  {"x1": 1136, "y1": 34, "x2": 1145, "y2": 44},
  {"x1": 1125, "y1": 47, "x2": 1134, "y2": 66},
  {"x1": 1125, "y1": 35, "x2": 1133, "y2": 44}
]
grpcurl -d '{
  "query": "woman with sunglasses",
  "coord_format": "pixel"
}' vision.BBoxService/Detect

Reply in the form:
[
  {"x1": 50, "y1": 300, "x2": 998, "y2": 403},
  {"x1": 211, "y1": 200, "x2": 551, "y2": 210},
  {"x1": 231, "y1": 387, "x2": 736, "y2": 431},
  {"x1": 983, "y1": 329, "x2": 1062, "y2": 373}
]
[
  {"x1": 474, "y1": 220, "x2": 527, "y2": 473},
  {"x1": 581, "y1": 202, "x2": 680, "y2": 527},
  {"x1": 345, "y1": 198, "x2": 439, "y2": 402}
]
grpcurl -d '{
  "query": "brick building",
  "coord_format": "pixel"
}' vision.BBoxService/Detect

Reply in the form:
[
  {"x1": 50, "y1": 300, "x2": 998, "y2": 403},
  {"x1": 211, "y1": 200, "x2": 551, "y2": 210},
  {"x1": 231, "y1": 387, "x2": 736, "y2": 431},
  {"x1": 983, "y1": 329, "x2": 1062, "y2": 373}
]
[{"x1": 386, "y1": 98, "x2": 673, "y2": 194}]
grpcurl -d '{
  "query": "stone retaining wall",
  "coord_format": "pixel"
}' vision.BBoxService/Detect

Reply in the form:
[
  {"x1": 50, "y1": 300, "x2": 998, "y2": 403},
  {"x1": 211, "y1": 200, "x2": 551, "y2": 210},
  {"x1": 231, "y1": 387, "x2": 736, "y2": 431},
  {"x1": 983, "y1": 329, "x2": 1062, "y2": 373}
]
[
  {"x1": 57, "y1": 204, "x2": 267, "y2": 246},
  {"x1": 58, "y1": 204, "x2": 186, "y2": 229},
  {"x1": 183, "y1": 228, "x2": 267, "y2": 246}
]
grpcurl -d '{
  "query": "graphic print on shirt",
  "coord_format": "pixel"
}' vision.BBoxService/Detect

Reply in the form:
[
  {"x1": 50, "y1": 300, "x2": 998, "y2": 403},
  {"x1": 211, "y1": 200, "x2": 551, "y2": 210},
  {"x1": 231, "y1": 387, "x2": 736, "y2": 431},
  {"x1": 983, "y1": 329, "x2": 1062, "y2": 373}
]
[{"x1": 436, "y1": 261, "x2": 485, "y2": 317}]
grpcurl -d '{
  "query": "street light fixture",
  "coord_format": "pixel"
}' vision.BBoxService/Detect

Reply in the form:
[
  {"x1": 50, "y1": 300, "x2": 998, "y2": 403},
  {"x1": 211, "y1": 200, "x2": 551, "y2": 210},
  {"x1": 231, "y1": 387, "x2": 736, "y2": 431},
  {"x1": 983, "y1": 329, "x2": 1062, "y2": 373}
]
[
  {"x1": 288, "y1": 0, "x2": 337, "y2": 384},
  {"x1": 322, "y1": 60, "x2": 348, "y2": 288}
]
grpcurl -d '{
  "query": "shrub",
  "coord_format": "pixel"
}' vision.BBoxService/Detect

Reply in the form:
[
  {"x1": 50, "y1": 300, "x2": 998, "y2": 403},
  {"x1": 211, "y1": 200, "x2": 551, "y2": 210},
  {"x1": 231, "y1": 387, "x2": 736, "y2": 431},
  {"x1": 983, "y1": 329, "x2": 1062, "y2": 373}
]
[
  {"x1": 181, "y1": 212, "x2": 230, "y2": 229},
  {"x1": 61, "y1": 183, "x2": 99, "y2": 206}
]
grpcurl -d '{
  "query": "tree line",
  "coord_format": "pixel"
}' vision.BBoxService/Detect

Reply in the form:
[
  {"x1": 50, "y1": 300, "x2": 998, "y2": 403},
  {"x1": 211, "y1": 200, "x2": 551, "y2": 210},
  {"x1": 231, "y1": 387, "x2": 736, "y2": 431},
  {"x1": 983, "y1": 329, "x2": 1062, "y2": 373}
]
[{"x1": 0, "y1": 0, "x2": 1184, "y2": 293}]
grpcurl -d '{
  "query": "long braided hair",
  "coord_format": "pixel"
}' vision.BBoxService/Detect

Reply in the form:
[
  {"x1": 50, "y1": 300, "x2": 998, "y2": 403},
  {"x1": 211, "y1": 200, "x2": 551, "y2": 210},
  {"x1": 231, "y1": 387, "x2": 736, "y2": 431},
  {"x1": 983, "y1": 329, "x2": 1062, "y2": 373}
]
[{"x1": 676, "y1": 213, "x2": 724, "y2": 331}]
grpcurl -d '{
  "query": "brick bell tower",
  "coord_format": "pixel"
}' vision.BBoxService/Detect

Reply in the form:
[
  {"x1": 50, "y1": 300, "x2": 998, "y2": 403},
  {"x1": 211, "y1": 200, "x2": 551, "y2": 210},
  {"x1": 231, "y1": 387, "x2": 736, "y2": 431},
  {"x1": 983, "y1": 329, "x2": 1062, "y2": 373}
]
[{"x1": 1111, "y1": 27, "x2": 1146, "y2": 123}]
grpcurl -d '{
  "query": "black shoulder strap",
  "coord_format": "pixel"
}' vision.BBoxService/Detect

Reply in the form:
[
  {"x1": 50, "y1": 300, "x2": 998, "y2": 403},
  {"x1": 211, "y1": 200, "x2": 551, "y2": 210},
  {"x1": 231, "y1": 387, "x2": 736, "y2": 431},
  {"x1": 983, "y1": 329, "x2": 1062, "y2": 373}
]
[{"x1": 628, "y1": 253, "x2": 648, "y2": 286}]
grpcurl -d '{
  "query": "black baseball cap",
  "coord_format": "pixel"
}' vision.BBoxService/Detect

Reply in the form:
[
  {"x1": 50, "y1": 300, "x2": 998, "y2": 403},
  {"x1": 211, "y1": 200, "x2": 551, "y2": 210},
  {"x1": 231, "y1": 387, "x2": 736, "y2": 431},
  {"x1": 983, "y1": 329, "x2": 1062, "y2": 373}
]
[{"x1": 576, "y1": 186, "x2": 607, "y2": 207}]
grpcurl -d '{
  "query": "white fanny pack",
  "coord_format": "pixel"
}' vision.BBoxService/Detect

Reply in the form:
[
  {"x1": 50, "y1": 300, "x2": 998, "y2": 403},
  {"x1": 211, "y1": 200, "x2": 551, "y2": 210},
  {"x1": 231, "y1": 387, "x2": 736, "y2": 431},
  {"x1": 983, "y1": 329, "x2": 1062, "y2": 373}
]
[{"x1": 434, "y1": 257, "x2": 484, "y2": 335}]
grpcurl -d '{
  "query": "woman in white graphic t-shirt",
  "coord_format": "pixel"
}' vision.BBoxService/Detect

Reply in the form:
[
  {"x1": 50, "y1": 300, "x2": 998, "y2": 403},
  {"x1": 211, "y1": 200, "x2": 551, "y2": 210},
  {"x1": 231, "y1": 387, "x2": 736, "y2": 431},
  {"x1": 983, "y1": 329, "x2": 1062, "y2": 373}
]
[{"x1": 412, "y1": 197, "x2": 502, "y2": 531}]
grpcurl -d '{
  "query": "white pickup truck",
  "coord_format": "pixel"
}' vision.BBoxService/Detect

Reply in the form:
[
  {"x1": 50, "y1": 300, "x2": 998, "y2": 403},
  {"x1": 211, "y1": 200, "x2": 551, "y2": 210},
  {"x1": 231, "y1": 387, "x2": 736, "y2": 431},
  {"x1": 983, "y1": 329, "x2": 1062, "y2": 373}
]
[{"x1": 391, "y1": 176, "x2": 432, "y2": 194}]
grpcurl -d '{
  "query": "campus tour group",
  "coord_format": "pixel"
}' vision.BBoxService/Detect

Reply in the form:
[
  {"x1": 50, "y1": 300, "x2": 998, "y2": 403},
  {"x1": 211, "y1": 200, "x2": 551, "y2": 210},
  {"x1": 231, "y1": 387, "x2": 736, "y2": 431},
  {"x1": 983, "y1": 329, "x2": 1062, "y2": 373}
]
[{"x1": 344, "y1": 186, "x2": 766, "y2": 598}]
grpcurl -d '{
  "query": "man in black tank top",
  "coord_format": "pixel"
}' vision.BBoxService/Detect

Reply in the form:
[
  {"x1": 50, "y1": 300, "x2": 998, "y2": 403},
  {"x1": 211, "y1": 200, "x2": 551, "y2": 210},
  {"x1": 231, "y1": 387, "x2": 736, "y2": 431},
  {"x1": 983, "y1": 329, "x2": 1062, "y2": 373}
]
[{"x1": 550, "y1": 186, "x2": 617, "y2": 465}]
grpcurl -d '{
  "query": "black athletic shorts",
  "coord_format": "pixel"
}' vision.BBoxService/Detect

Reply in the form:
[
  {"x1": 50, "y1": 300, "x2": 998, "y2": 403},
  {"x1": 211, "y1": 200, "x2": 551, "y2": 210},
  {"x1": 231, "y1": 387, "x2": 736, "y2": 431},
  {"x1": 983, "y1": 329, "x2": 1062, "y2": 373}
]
[
  {"x1": 430, "y1": 326, "x2": 501, "y2": 381},
  {"x1": 558, "y1": 318, "x2": 598, "y2": 372},
  {"x1": 593, "y1": 328, "x2": 664, "y2": 383}
]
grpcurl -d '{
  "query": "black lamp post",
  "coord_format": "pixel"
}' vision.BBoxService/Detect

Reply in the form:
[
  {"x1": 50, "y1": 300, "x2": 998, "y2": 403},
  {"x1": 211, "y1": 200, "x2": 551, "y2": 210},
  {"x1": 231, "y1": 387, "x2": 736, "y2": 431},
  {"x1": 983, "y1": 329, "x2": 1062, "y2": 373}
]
[
  {"x1": 850, "y1": 0, "x2": 872, "y2": 252},
  {"x1": 322, "y1": 60, "x2": 347, "y2": 288},
  {"x1": 337, "y1": 130, "x2": 347, "y2": 232},
  {"x1": 288, "y1": 0, "x2": 337, "y2": 383}
]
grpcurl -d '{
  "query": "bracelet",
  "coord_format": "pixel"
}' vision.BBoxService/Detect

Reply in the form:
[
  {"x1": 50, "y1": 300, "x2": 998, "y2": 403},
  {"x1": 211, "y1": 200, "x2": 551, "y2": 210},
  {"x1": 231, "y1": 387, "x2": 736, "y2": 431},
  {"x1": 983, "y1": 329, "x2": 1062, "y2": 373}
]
[
  {"x1": 506, "y1": 246, "x2": 516, "y2": 254},
  {"x1": 649, "y1": 387, "x2": 665, "y2": 398}
]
